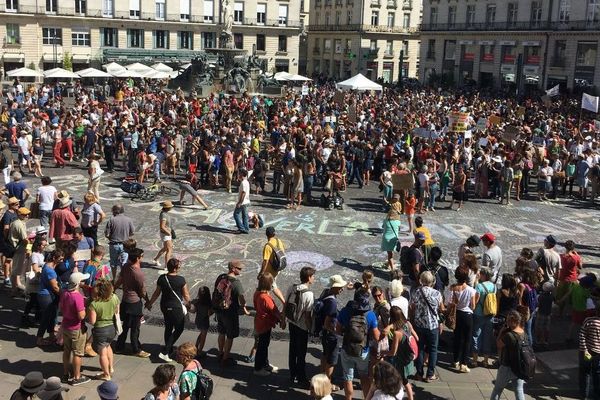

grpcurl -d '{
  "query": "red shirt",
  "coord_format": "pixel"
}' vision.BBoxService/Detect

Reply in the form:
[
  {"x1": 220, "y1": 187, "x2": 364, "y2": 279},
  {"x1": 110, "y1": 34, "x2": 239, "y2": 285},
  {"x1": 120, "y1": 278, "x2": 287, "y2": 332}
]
[
  {"x1": 559, "y1": 252, "x2": 582, "y2": 282},
  {"x1": 253, "y1": 291, "x2": 280, "y2": 335},
  {"x1": 48, "y1": 208, "x2": 78, "y2": 242}
]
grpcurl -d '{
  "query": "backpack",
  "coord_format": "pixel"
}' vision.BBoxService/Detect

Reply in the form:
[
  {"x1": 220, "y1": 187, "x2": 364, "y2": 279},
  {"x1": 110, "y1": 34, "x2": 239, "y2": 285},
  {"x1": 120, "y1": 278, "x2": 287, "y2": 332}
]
[
  {"x1": 267, "y1": 241, "x2": 287, "y2": 272},
  {"x1": 393, "y1": 324, "x2": 418, "y2": 367},
  {"x1": 211, "y1": 274, "x2": 233, "y2": 311},
  {"x1": 342, "y1": 311, "x2": 368, "y2": 357},
  {"x1": 284, "y1": 285, "x2": 308, "y2": 323},
  {"x1": 187, "y1": 361, "x2": 214, "y2": 400},
  {"x1": 399, "y1": 246, "x2": 413, "y2": 277},
  {"x1": 481, "y1": 283, "x2": 498, "y2": 316},
  {"x1": 311, "y1": 291, "x2": 332, "y2": 336},
  {"x1": 523, "y1": 284, "x2": 538, "y2": 314},
  {"x1": 510, "y1": 331, "x2": 536, "y2": 381}
]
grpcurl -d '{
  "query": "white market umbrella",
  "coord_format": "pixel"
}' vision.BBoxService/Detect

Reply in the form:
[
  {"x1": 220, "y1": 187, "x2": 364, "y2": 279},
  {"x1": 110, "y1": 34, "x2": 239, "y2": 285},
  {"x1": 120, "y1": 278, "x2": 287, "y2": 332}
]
[
  {"x1": 125, "y1": 62, "x2": 154, "y2": 73},
  {"x1": 274, "y1": 71, "x2": 294, "y2": 81},
  {"x1": 102, "y1": 62, "x2": 125, "y2": 72},
  {"x1": 151, "y1": 62, "x2": 173, "y2": 73},
  {"x1": 6, "y1": 67, "x2": 43, "y2": 77},
  {"x1": 76, "y1": 67, "x2": 112, "y2": 78},
  {"x1": 110, "y1": 69, "x2": 143, "y2": 78},
  {"x1": 289, "y1": 74, "x2": 312, "y2": 81},
  {"x1": 169, "y1": 70, "x2": 182, "y2": 79},
  {"x1": 179, "y1": 63, "x2": 191, "y2": 70},
  {"x1": 43, "y1": 67, "x2": 80, "y2": 79},
  {"x1": 143, "y1": 69, "x2": 170, "y2": 79},
  {"x1": 336, "y1": 73, "x2": 382, "y2": 91}
]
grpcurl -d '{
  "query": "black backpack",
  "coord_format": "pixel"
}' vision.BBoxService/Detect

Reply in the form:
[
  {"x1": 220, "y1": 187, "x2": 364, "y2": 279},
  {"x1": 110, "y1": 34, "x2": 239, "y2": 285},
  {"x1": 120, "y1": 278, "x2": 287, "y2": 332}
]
[
  {"x1": 267, "y1": 241, "x2": 287, "y2": 272},
  {"x1": 510, "y1": 332, "x2": 536, "y2": 381},
  {"x1": 284, "y1": 285, "x2": 308, "y2": 322},
  {"x1": 399, "y1": 246, "x2": 412, "y2": 276},
  {"x1": 191, "y1": 369, "x2": 213, "y2": 400},
  {"x1": 342, "y1": 310, "x2": 368, "y2": 357}
]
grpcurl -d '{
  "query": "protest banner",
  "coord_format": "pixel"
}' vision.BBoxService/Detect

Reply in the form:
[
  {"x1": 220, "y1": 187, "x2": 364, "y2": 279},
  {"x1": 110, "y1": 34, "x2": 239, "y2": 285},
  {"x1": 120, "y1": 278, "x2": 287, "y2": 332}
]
[
  {"x1": 489, "y1": 115, "x2": 502, "y2": 126},
  {"x1": 449, "y1": 112, "x2": 469, "y2": 133},
  {"x1": 476, "y1": 118, "x2": 487, "y2": 132},
  {"x1": 502, "y1": 125, "x2": 520, "y2": 143},
  {"x1": 392, "y1": 173, "x2": 415, "y2": 192}
]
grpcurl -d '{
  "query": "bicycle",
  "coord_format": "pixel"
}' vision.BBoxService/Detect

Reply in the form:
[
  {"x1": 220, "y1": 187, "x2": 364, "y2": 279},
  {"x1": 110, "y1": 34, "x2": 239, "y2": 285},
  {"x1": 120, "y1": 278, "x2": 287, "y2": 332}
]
[{"x1": 120, "y1": 179, "x2": 175, "y2": 202}]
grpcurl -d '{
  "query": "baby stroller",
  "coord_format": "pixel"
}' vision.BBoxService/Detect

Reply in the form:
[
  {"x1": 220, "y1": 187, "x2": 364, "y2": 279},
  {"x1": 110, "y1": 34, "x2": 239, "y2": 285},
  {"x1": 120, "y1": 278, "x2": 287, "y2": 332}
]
[{"x1": 320, "y1": 193, "x2": 344, "y2": 210}]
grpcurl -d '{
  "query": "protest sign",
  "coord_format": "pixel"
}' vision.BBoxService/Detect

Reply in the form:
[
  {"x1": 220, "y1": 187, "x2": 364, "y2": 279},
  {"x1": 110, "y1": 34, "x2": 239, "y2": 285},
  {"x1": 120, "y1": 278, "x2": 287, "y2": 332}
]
[
  {"x1": 392, "y1": 173, "x2": 415, "y2": 192},
  {"x1": 476, "y1": 118, "x2": 487, "y2": 132},
  {"x1": 464, "y1": 130, "x2": 472, "y2": 139},
  {"x1": 489, "y1": 115, "x2": 502, "y2": 126},
  {"x1": 478, "y1": 137, "x2": 489, "y2": 147},
  {"x1": 502, "y1": 125, "x2": 520, "y2": 143},
  {"x1": 449, "y1": 112, "x2": 469, "y2": 133},
  {"x1": 301, "y1": 85, "x2": 309, "y2": 96}
]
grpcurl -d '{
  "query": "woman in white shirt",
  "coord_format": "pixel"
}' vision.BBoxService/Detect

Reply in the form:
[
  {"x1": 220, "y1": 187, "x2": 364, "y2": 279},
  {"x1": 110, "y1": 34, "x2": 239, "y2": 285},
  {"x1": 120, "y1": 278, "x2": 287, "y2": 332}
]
[
  {"x1": 388, "y1": 279, "x2": 409, "y2": 320},
  {"x1": 365, "y1": 361, "x2": 405, "y2": 400},
  {"x1": 445, "y1": 266, "x2": 477, "y2": 373}
]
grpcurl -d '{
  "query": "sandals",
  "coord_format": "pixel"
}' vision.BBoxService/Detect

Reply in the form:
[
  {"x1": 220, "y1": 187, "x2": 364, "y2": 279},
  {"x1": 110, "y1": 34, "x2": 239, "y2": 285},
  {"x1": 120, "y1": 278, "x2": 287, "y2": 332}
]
[
  {"x1": 331, "y1": 384, "x2": 341, "y2": 392},
  {"x1": 95, "y1": 373, "x2": 111, "y2": 381},
  {"x1": 426, "y1": 375, "x2": 439, "y2": 382}
]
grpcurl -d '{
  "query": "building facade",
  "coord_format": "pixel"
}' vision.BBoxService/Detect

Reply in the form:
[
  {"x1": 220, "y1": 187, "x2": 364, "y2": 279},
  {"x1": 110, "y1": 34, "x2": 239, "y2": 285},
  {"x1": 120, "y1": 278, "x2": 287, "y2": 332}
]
[
  {"x1": 419, "y1": 0, "x2": 600, "y2": 92},
  {"x1": 0, "y1": 0, "x2": 302, "y2": 73},
  {"x1": 307, "y1": 0, "x2": 421, "y2": 83}
]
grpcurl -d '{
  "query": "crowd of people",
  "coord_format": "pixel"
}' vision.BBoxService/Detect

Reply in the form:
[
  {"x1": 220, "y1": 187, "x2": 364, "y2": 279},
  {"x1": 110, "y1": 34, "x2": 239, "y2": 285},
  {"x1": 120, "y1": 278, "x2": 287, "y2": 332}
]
[{"x1": 1, "y1": 76, "x2": 600, "y2": 400}]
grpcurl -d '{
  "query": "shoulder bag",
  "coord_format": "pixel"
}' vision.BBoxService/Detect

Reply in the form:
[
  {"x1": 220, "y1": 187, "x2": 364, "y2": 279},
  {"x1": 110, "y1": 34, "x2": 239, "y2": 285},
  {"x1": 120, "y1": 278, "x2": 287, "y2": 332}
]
[
  {"x1": 387, "y1": 218, "x2": 402, "y2": 252},
  {"x1": 445, "y1": 290, "x2": 458, "y2": 330},
  {"x1": 163, "y1": 274, "x2": 188, "y2": 316},
  {"x1": 418, "y1": 287, "x2": 445, "y2": 325}
]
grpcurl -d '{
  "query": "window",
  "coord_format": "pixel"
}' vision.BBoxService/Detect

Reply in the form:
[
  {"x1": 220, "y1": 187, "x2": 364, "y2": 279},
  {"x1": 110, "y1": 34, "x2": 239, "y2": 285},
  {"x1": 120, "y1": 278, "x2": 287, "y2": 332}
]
[
  {"x1": 370, "y1": 39, "x2": 377, "y2": 50},
  {"x1": 154, "y1": 30, "x2": 168, "y2": 48},
  {"x1": 587, "y1": 0, "x2": 600, "y2": 23},
  {"x1": 335, "y1": 11, "x2": 341, "y2": 25},
  {"x1": 100, "y1": 27, "x2": 117, "y2": 47},
  {"x1": 178, "y1": 31, "x2": 192, "y2": 49},
  {"x1": 42, "y1": 27, "x2": 62, "y2": 45},
  {"x1": 525, "y1": 46, "x2": 541, "y2": 64},
  {"x1": 334, "y1": 39, "x2": 341, "y2": 53},
  {"x1": 75, "y1": 0, "x2": 86, "y2": 14},
  {"x1": 234, "y1": 2, "x2": 243, "y2": 24},
  {"x1": 204, "y1": 0, "x2": 214, "y2": 22},
  {"x1": 325, "y1": 12, "x2": 330, "y2": 24},
  {"x1": 559, "y1": 0, "x2": 570, "y2": 22},
  {"x1": 481, "y1": 44, "x2": 494, "y2": 62},
  {"x1": 427, "y1": 39, "x2": 435, "y2": 59},
  {"x1": 128, "y1": 29, "x2": 144, "y2": 47},
  {"x1": 155, "y1": 0, "x2": 165, "y2": 20},
  {"x1": 324, "y1": 38, "x2": 331, "y2": 51},
  {"x1": 507, "y1": 3, "x2": 518, "y2": 25},
  {"x1": 553, "y1": 40, "x2": 566, "y2": 66},
  {"x1": 233, "y1": 33, "x2": 243, "y2": 49},
  {"x1": 385, "y1": 40, "x2": 393, "y2": 55},
  {"x1": 278, "y1": 5, "x2": 288, "y2": 25},
  {"x1": 345, "y1": 38, "x2": 351, "y2": 51},
  {"x1": 402, "y1": 40, "x2": 408, "y2": 56},
  {"x1": 278, "y1": 35, "x2": 287, "y2": 52},
  {"x1": 180, "y1": 0, "x2": 190, "y2": 21},
  {"x1": 486, "y1": 5, "x2": 496, "y2": 24},
  {"x1": 46, "y1": 0, "x2": 57, "y2": 13},
  {"x1": 371, "y1": 10, "x2": 379, "y2": 25},
  {"x1": 502, "y1": 45, "x2": 516, "y2": 63},
  {"x1": 444, "y1": 40, "x2": 456, "y2": 60},
  {"x1": 201, "y1": 32, "x2": 215, "y2": 48},
  {"x1": 429, "y1": 7, "x2": 437, "y2": 24},
  {"x1": 103, "y1": 0, "x2": 113, "y2": 17},
  {"x1": 129, "y1": 0, "x2": 140, "y2": 17},
  {"x1": 402, "y1": 13, "x2": 410, "y2": 27},
  {"x1": 387, "y1": 13, "x2": 394, "y2": 27},
  {"x1": 531, "y1": 2, "x2": 542, "y2": 25},
  {"x1": 6, "y1": 0, "x2": 18, "y2": 12},
  {"x1": 6, "y1": 24, "x2": 20, "y2": 44},
  {"x1": 347, "y1": 10, "x2": 352, "y2": 23},
  {"x1": 466, "y1": 5, "x2": 475, "y2": 24},
  {"x1": 447, "y1": 6, "x2": 456, "y2": 26},
  {"x1": 71, "y1": 29, "x2": 90, "y2": 46},
  {"x1": 256, "y1": 34, "x2": 265, "y2": 51},
  {"x1": 577, "y1": 41, "x2": 597, "y2": 66},
  {"x1": 257, "y1": 3, "x2": 266, "y2": 24}
]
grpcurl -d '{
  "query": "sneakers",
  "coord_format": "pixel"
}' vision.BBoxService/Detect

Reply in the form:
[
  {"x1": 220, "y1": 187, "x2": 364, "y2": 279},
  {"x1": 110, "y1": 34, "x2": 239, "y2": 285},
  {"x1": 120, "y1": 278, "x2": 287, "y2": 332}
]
[
  {"x1": 158, "y1": 352, "x2": 174, "y2": 363},
  {"x1": 154, "y1": 259, "x2": 162, "y2": 267},
  {"x1": 459, "y1": 364, "x2": 470, "y2": 373},
  {"x1": 453, "y1": 361, "x2": 460, "y2": 370},
  {"x1": 61, "y1": 374, "x2": 70, "y2": 384},
  {"x1": 4, "y1": 278, "x2": 11, "y2": 288},
  {"x1": 253, "y1": 369, "x2": 271, "y2": 376},
  {"x1": 244, "y1": 355, "x2": 255, "y2": 363},
  {"x1": 70, "y1": 376, "x2": 91, "y2": 386},
  {"x1": 135, "y1": 350, "x2": 151, "y2": 358},
  {"x1": 266, "y1": 364, "x2": 279, "y2": 373}
]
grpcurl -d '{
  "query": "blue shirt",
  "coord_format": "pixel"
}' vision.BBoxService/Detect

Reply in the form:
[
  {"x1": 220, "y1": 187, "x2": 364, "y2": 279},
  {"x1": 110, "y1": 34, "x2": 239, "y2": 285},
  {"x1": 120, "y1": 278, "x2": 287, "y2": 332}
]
[
  {"x1": 6, "y1": 181, "x2": 27, "y2": 204},
  {"x1": 337, "y1": 305, "x2": 378, "y2": 355},
  {"x1": 39, "y1": 264, "x2": 57, "y2": 296}
]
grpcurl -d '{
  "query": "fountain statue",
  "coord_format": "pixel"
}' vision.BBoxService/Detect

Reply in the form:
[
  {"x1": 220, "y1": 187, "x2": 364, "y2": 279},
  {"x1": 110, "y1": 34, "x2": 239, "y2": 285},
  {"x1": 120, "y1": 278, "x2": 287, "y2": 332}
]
[{"x1": 220, "y1": 0, "x2": 234, "y2": 49}]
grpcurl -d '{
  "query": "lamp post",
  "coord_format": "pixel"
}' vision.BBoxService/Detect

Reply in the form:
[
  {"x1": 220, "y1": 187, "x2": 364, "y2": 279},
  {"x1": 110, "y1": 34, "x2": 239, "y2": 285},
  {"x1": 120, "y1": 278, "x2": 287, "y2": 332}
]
[{"x1": 53, "y1": 35, "x2": 58, "y2": 69}]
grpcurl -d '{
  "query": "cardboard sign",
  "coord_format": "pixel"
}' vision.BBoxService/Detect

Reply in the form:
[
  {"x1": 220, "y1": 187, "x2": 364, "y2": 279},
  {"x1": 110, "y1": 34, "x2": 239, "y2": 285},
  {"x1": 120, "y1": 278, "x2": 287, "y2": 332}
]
[
  {"x1": 449, "y1": 112, "x2": 469, "y2": 133},
  {"x1": 464, "y1": 130, "x2": 472, "y2": 139},
  {"x1": 392, "y1": 173, "x2": 415, "y2": 191},
  {"x1": 478, "y1": 137, "x2": 489, "y2": 147},
  {"x1": 301, "y1": 84, "x2": 309, "y2": 96},
  {"x1": 503, "y1": 125, "x2": 520, "y2": 143},
  {"x1": 489, "y1": 115, "x2": 502, "y2": 126},
  {"x1": 476, "y1": 118, "x2": 487, "y2": 132},
  {"x1": 73, "y1": 249, "x2": 92, "y2": 263},
  {"x1": 517, "y1": 106, "x2": 526, "y2": 118}
]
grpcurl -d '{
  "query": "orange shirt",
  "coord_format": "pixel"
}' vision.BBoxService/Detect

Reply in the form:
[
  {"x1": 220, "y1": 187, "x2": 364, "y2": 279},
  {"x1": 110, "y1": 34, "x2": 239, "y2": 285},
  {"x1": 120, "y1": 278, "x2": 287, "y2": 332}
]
[
  {"x1": 253, "y1": 291, "x2": 280, "y2": 335},
  {"x1": 404, "y1": 197, "x2": 416, "y2": 215}
]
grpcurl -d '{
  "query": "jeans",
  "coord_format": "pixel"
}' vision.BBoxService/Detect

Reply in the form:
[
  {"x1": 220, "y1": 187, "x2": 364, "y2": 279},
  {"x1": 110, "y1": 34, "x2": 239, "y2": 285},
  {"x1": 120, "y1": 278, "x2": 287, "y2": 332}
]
[
  {"x1": 524, "y1": 315, "x2": 534, "y2": 346},
  {"x1": 116, "y1": 311, "x2": 142, "y2": 354},
  {"x1": 472, "y1": 313, "x2": 494, "y2": 356},
  {"x1": 255, "y1": 329, "x2": 272, "y2": 371},
  {"x1": 104, "y1": 146, "x2": 114, "y2": 171},
  {"x1": 288, "y1": 323, "x2": 309, "y2": 381},
  {"x1": 580, "y1": 353, "x2": 600, "y2": 399},
  {"x1": 36, "y1": 294, "x2": 58, "y2": 338},
  {"x1": 348, "y1": 163, "x2": 363, "y2": 187},
  {"x1": 109, "y1": 243, "x2": 124, "y2": 268},
  {"x1": 162, "y1": 307, "x2": 185, "y2": 355},
  {"x1": 428, "y1": 184, "x2": 438, "y2": 208},
  {"x1": 490, "y1": 365, "x2": 525, "y2": 400},
  {"x1": 233, "y1": 204, "x2": 249, "y2": 233},
  {"x1": 453, "y1": 310, "x2": 473, "y2": 365},
  {"x1": 272, "y1": 171, "x2": 283, "y2": 193},
  {"x1": 414, "y1": 326, "x2": 439, "y2": 378},
  {"x1": 39, "y1": 209, "x2": 52, "y2": 229},
  {"x1": 304, "y1": 175, "x2": 314, "y2": 202}
]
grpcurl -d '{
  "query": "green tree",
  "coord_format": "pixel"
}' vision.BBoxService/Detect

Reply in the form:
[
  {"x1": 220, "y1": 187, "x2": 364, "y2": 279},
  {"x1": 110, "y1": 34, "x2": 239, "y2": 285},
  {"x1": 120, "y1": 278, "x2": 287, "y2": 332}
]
[{"x1": 63, "y1": 52, "x2": 73, "y2": 71}]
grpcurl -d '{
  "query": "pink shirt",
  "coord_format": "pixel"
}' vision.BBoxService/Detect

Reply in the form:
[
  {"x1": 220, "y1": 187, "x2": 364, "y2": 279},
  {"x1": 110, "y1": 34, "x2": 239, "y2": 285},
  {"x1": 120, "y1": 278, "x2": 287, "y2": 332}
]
[{"x1": 59, "y1": 290, "x2": 85, "y2": 331}]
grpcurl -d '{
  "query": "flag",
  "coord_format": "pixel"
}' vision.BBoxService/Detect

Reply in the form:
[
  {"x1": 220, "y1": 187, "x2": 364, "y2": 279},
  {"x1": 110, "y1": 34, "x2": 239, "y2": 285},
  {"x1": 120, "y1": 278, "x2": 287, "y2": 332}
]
[
  {"x1": 545, "y1": 84, "x2": 560, "y2": 97},
  {"x1": 582, "y1": 93, "x2": 599, "y2": 113}
]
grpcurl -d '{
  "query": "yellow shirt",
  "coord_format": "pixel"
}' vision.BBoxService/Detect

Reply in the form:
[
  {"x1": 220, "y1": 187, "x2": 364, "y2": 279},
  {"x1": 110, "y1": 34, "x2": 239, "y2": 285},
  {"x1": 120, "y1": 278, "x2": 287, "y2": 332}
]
[
  {"x1": 263, "y1": 237, "x2": 285, "y2": 277},
  {"x1": 415, "y1": 226, "x2": 434, "y2": 246}
]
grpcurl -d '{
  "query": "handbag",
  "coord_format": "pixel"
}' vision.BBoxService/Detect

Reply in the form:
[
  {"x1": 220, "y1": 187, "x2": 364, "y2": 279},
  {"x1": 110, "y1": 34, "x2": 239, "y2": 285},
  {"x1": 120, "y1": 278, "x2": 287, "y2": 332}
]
[
  {"x1": 162, "y1": 274, "x2": 188, "y2": 316},
  {"x1": 29, "y1": 201, "x2": 40, "y2": 219},
  {"x1": 170, "y1": 228, "x2": 176, "y2": 240},
  {"x1": 113, "y1": 313, "x2": 123, "y2": 336},
  {"x1": 444, "y1": 290, "x2": 458, "y2": 330},
  {"x1": 387, "y1": 219, "x2": 401, "y2": 252}
]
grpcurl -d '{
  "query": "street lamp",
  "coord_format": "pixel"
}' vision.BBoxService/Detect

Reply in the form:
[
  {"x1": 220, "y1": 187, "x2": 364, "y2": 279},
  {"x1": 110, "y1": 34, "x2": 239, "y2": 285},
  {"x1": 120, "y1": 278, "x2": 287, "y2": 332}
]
[{"x1": 53, "y1": 36, "x2": 58, "y2": 69}]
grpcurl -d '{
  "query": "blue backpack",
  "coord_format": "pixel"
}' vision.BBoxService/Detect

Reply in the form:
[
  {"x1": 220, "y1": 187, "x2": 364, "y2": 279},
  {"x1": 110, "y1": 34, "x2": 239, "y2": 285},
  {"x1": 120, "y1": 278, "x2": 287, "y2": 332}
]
[{"x1": 523, "y1": 284, "x2": 538, "y2": 314}]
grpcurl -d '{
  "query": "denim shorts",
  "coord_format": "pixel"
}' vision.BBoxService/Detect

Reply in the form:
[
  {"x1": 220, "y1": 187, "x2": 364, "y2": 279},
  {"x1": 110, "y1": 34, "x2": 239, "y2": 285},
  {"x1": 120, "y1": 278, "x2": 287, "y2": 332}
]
[
  {"x1": 340, "y1": 349, "x2": 369, "y2": 381},
  {"x1": 321, "y1": 332, "x2": 340, "y2": 366}
]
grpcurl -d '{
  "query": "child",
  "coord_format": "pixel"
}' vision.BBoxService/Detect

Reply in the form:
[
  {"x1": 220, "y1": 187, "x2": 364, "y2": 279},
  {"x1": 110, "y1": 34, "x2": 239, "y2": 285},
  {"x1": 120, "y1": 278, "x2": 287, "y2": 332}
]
[
  {"x1": 347, "y1": 269, "x2": 374, "y2": 291},
  {"x1": 535, "y1": 281, "x2": 554, "y2": 347},
  {"x1": 560, "y1": 273, "x2": 597, "y2": 342},
  {"x1": 209, "y1": 151, "x2": 221, "y2": 188},
  {"x1": 404, "y1": 192, "x2": 416, "y2": 233},
  {"x1": 414, "y1": 216, "x2": 434, "y2": 264},
  {"x1": 248, "y1": 211, "x2": 264, "y2": 229},
  {"x1": 190, "y1": 286, "x2": 213, "y2": 358},
  {"x1": 112, "y1": 238, "x2": 137, "y2": 282},
  {"x1": 82, "y1": 245, "x2": 112, "y2": 298}
]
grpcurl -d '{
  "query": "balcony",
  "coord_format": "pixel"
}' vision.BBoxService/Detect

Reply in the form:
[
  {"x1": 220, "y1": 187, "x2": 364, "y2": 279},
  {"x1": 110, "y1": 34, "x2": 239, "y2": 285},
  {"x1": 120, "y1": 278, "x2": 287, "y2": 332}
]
[
  {"x1": 371, "y1": 0, "x2": 381, "y2": 7},
  {"x1": 242, "y1": 18, "x2": 302, "y2": 28},
  {"x1": 550, "y1": 56, "x2": 566, "y2": 67},
  {"x1": 420, "y1": 19, "x2": 600, "y2": 31},
  {"x1": 402, "y1": 0, "x2": 412, "y2": 9},
  {"x1": 308, "y1": 24, "x2": 417, "y2": 33},
  {"x1": 387, "y1": 0, "x2": 397, "y2": 9},
  {"x1": 3, "y1": 36, "x2": 21, "y2": 47}
]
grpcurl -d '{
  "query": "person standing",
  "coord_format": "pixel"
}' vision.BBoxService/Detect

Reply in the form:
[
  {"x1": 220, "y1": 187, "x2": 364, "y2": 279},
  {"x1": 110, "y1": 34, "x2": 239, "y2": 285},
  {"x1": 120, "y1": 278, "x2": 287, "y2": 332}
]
[
  {"x1": 381, "y1": 198, "x2": 401, "y2": 271},
  {"x1": 448, "y1": 164, "x2": 466, "y2": 211},
  {"x1": 36, "y1": 176, "x2": 57, "y2": 229},
  {"x1": 114, "y1": 248, "x2": 150, "y2": 358},
  {"x1": 88, "y1": 279, "x2": 119, "y2": 381},
  {"x1": 213, "y1": 260, "x2": 250, "y2": 367},
  {"x1": 535, "y1": 235, "x2": 562, "y2": 284},
  {"x1": 104, "y1": 204, "x2": 135, "y2": 281},
  {"x1": 9, "y1": 207, "x2": 30, "y2": 295},
  {"x1": 446, "y1": 267, "x2": 477, "y2": 373},
  {"x1": 80, "y1": 192, "x2": 105, "y2": 246},
  {"x1": 48, "y1": 196, "x2": 79, "y2": 248},
  {"x1": 472, "y1": 268, "x2": 496, "y2": 368},
  {"x1": 557, "y1": 240, "x2": 582, "y2": 316},
  {"x1": 224, "y1": 145, "x2": 235, "y2": 193},
  {"x1": 0, "y1": 141, "x2": 15, "y2": 185},
  {"x1": 1, "y1": 197, "x2": 18, "y2": 287},
  {"x1": 146, "y1": 258, "x2": 191, "y2": 362},
  {"x1": 6, "y1": 172, "x2": 31, "y2": 207},
  {"x1": 481, "y1": 232, "x2": 503, "y2": 283},
  {"x1": 233, "y1": 169, "x2": 250, "y2": 234},
  {"x1": 87, "y1": 154, "x2": 103, "y2": 201},
  {"x1": 579, "y1": 306, "x2": 600, "y2": 398},
  {"x1": 102, "y1": 130, "x2": 116, "y2": 173},
  {"x1": 490, "y1": 310, "x2": 526, "y2": 400},
  {"x1": 152, "y1": 201, "x2": 174, "y2": 268},
  {"x1": 59, "y1": 271, "x2": 92, "y2": 386},
  {"x1": 286, "y1": 266, "x2": 316, "y2": 386},
  {"x1": 258, "y1": 227, "x2": 286, "y2": 304}
]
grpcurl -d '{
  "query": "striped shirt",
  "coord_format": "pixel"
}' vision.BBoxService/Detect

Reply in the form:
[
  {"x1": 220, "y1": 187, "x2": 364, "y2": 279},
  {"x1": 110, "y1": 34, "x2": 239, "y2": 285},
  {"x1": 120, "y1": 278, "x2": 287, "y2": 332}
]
[{"x1": 580, "y1": 316, "x2": 600, "y2": 355}]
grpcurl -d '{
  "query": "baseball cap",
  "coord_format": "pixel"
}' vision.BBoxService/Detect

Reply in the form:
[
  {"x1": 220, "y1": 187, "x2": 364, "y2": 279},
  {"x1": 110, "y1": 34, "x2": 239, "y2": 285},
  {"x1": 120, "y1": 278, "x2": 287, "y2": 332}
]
[
  {"x1": 545, "y1": 235, "x2": 557, "y2": 247},
  {"x1": 68, "y1": 271, "x2": 90, "y2": 290},
  {"x1": 480, "y1": 232, "x2": 496, "y2": 243}
]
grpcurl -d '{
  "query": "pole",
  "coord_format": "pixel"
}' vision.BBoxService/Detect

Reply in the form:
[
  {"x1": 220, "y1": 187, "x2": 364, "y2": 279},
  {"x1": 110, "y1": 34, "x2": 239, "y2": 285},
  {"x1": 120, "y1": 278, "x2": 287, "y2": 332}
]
[
  {"x1": 399, "y1": 49, "x2": 404, "y2": 88},
  {"x1": 53, "y1": 36, "x2": 57, "y2": 69}
]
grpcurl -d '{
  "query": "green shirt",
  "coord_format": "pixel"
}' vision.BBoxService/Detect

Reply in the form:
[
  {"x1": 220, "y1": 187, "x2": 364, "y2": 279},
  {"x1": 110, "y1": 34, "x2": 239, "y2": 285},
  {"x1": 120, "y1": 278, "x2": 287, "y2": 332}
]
[
  {"x1": 572, "y1": 284, "x2": 591, "y2": 312},
  {"x1": 89, "y1": 293, "x2": 120, "y2": 328}
]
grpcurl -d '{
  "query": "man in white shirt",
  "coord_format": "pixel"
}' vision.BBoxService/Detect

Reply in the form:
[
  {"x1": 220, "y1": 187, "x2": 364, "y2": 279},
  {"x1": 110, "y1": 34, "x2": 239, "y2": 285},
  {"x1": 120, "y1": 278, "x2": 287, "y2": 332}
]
[
  {"x1": 233, "y1": 168, "x2": 250, "y2": 234},
  {"x1": 36, "y1": 176, "x2": 57, "y2": 229},
  {"x1": 17, "y1": 131, "x2": 32, "y2": 173},
  {"x1": 481, "y1": 232, "x2": 503, "y2": 283}
]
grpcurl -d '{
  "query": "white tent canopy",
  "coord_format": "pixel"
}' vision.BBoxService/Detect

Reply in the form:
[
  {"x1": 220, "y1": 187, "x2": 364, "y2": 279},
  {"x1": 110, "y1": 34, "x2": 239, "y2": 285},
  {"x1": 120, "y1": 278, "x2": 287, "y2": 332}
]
[
  {"x1": 76, "y1": 67, "x2": 112, "y2": 78},
  {"x1": 289, "y1": 74, "x2": 312, "y2": 81},
  {"x1": 126, "y1": 62, "x2": 154, "y2": 73},
  {"x1": 274, "y1": 71, "x2": 294, "y2": 81},
  {"x1": 110, "y1": 69, "x2": 143, "y2": 78},
  {"x1": 336, "y1": 73, "x2": 382, "y2": 91},
  {"x1": 143, "y1": 69, "x2": 170, "y2": 79},
  {"x1": 6, "y1": 67, "x2": 43, "y2": 77},
  {"x1": 102, "y1": 62, "x2": 125, "y2": 72},
  {"x1": 43, "y1": 67, "x2": 80, "y2": 79},
  {"x1": 151, "y1": 62, "x2": 173, "y2": 72}
]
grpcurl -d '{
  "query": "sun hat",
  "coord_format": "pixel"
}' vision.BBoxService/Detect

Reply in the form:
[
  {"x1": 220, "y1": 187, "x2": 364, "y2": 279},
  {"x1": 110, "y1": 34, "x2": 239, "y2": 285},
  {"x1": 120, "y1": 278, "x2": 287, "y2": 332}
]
[
  {"x1": 7, "y1": 197, "x2": 20, "y2": 206},
  {"x1": 36, "y1": 376, "x2": 68, "y2": 400},
  {"x1": 58, "y1": 197, "x2": 72, "y2": 208},
  {"x1": 19, "y1": 371, "x2": 46, "y2": 394},
  {"x1": 161, "y1": 200, "x2": 174, "y2": 209},
  {"x1": 97, "y1": 380, "x2": 119, "y2": 400},
  {"x1": 329, "y1": 274, "x2": 347, "y2": 289},
  {"x1": 18, "y1": 207, "x2": 31, "y2": 215}
]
